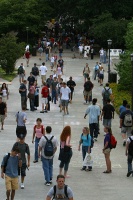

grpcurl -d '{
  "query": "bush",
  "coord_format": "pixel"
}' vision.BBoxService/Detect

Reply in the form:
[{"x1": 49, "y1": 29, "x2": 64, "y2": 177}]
[{"x1": 110, "y1": 83, "x2": 131, "y2": 114}]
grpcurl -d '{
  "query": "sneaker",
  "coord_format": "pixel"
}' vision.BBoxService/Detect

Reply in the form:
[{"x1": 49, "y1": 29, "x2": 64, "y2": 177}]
[
  {"x1": 40, "y1": 111, "x2": 44, "y2": 113},
  {"x1": 94, "y1": 138, "x2": 97, "y2": 141},
  {"x1": 45, "y1": 182, "x2": 50, "y2": 186},
  {"x1": 123, "y1": 141, "x2": 126, "y2": 146},
  {"x1": 127, "y1": 170, "x2": 133, "y2": 177},
  {"x1": 21, "y1": 183, "x2": 24, "y2": 189},
  {"x1": 49, "y1": 180, "x2": 52, "y2": 184},
  {"x1": 44, "y1": 110, "x2": 48, "y2": 113}
]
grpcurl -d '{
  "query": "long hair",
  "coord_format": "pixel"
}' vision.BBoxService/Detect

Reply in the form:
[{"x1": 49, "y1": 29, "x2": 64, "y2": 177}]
[
  {"x1": 1, "y1": 83, "x2": 8, "y2": 91},
  {"x1": 60, "y1": 126, "x2": 71, "y2": 141}
]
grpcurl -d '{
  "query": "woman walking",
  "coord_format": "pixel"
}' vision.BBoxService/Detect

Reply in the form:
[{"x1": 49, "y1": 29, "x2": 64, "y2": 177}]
[
  {"x1": 0, "y1": 83, "x2": 9, "y2": 102},
  {"x1": 78, "y1": 127, "x2": 92, "y2": 171},
  {"x1": 32, "y1": 118, "x2": 45, "y2": 163},
  {"x1": 58, "y1": 126, "x2": 72, "y2": 178},
  {"x1": 103, "y1": 126, "x2": 112, "y2": 173}
]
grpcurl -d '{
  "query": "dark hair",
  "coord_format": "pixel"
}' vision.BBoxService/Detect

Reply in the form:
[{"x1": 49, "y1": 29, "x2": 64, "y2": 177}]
[
  {"x1": 36, "y1": 118, "x2": 42, "y2": 122},
  {"x1": 46, "y1": 126, "x2": 52, "y2": 133},
  {"x1": 42, "y1": 62, "x2": 45, "y2": 65},
  {"x1": 105, "y1": 126, "x2": 112, "y2": 135},
  {"x1": 12, "y1": 146, "x2": 20, "y2": 153},
  {"x1": 1, "y1": 83, "x2": 8, "y2": 91},
  {"x1": 107, "y1": 99, "x2": 111, "y2": 103},
  {"x1": 57, "y1": 174, "x2": 65, "y2": 180},
  {"x1": 22, "y1": 105, "x2": 26, "y2": 110},
  {"x1": 123, "y1": 100, "x2": 128, "y2": 107},
  {"x1": 92, "y1": 98, "x2": 97, "y2": 105},
  {"x1": 106, "y1": 83, "x2": 109, "y2": 87}
]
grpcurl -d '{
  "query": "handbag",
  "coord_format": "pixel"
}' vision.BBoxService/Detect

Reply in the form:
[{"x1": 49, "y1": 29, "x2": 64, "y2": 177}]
[
  {"x1": 83, "y1": 153, "x2": 93, "y2": 167},
  {"x1": 28, "y1": 93, "x2": 34, "y2": 99}
]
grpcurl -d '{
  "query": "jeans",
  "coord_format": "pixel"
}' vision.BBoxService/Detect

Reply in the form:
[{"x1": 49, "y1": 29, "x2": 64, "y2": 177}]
[
  {"x1": 94, "y1": 70, "x2": 98, "y2": 80},
  {"x1": 89, "y1": 123, "x2": 99, "y2": 138},
  {"x1": 21, "y1": 96, "x2": 27, "y2": 109},
  {"x1": 52, "y1": 90, "x2": 57, "y2": 104},
  {"x1": 41, "y1": 156, "x2": 53, "y2": 182},
  {"x1": 46, "y1": 54, "x2": 49, "y2": 61},
  {"x1": 59, "y1": 53, "x2": 62, "y2": 57},
  {"x1": 34, "y1": 137, "x2": 41, "y2": 161},
  {"x1": 127, "y1": 154, "x2": 133, "y2": 172},
  {"x1": 30, "y1": 97, "x2": 35, "y2": 111},
  {"x1": 82, "y1": 146, "x2": 89, "y2": 160}
]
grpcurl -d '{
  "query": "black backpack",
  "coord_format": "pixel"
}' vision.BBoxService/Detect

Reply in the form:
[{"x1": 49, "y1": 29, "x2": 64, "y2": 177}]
[
  {"x1": 103, "y1": 87, "x2": 110, "y2": 101},
  {"x1": 32, "y1": 66, "x2": 39, "y2": 76},
  {"x1": 128, "y1": 137, "x2": 133, "y2": 156},
  {"x1": 44, "y1": 136, "x2": 54, "y2": 156},
  {"x1": 2, "y1": 153, "x2": 10, "y2": 173},
  {"x1": 18, "y1": 66, "x2": 24, "y2": 74},
  {"x1": 52, "y1": 185, "x2": 68, "y2": 199}
]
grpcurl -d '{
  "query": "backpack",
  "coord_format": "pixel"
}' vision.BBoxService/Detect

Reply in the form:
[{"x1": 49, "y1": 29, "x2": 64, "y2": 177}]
[
  {"x1": 18, "y1": 66, "x2": 24, "y2": 74},
  {"x1": 44, "y1": 136, "x2": 54, "y2": 156},
  {"x1": 34, "y1": 125, "x2": 43, "y2": 134},
  {"x1": 110, "y1": 135, "x2": 117, "y2": 149},
  {"x1": 2, "y1": 153, "x2": 10, "y2": 173},
  {"x1": 84, "y1": 81, "x2": 93, "y2": 92},
  {"x1": 81, "y1": 133, "x2": 94, "y2": 148},
  {"x1": 103, "y1": 87, "x2": 110, "y2": 101},
  {"x1": 52, "y1": 185, "x2": 68, "y2": 199},
  {"x1": 124, "y1": 113, "x2": 132, "y2": 127},
  {"x1": 128, "y1": 137, "x2": 133, "y2": 156},
  {"x1": 32, "y1": 67, "x2": 39, "y2": 76}
]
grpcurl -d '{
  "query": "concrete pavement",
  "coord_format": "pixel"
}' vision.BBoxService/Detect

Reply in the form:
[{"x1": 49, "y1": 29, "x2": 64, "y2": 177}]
[{"x1": 0, "y1": 50, "x2": 132, "y2": 200}]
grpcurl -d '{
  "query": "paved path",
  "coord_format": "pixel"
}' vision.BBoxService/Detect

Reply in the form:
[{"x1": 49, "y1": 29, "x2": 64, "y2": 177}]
[{"x1": 0, "y1": 50, "x2": 132, "y2": 200}]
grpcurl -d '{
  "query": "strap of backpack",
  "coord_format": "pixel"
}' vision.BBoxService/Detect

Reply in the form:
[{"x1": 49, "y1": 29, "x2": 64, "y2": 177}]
[
  {"x1": 64, "y1": 185, "x2": 68, "y2": 198},
  {"x1": 129, "y1": 137, "x2": 132, "y2": 142},
  {"x1": 44, "y1": 136, "x2": 48, "y2": 141},
  {"x1": 52, "y1": 185, "x2": 56, "y2": 199},
  {"x1": 50, "y1": 136, "x2": 54, "y2": 141}
]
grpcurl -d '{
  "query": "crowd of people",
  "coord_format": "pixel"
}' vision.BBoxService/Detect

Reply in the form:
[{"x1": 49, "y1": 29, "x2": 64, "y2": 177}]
[{"x1": 0, "y1": 34, "x2": 133, "y2": 200}]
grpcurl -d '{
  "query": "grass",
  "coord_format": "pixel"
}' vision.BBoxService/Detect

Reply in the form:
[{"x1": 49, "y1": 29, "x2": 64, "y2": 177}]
[{"x1": 0, "y1": 68, "x2": 17, "y2": 81}]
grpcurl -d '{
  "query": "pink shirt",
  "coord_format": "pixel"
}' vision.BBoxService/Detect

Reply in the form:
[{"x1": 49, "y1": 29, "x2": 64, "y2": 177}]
[{"x1": 34, "y1": 125, "x2": 44, "y2": 138}]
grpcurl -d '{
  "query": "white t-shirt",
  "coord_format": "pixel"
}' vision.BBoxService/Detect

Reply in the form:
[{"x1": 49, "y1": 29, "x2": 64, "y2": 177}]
[
  {"x1": 60, "y1": 87, "x2": 71, "y2": 100},
  {"x1": 99, "y1": 49, "x2": 104, "y2": 55},
  {"x1": 51, "y1": 57, "x2": 55, "y2": 63},
  {"x1": 39, "y1": 65, "x2": 47, "y2": 75},
  {"x1": 127, "y1": 136, "x2": 133, "y2": 143},
  {"x1": 79, "y1": 45, "x2": 83, "y2": 52}
]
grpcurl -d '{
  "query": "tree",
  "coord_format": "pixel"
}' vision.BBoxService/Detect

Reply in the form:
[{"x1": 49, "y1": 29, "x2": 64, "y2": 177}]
[{"x1": 0, "y1": 33, "x2": 25, "y2": 74}]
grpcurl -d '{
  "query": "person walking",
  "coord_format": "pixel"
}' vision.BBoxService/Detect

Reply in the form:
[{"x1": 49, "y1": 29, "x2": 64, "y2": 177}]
[
  {"x1": 19, "y1": 80, "x2": 28, "y2": 109},
  {"x1": 13, "y1": 134, "x2": 30, "y2": 189},
  {"x1": 28, "y1": 82, "x2": 36, "y2": 111},
  {"x1": 102, "y1": 83, "x2": 112, "y2": 106},
  {"x1": 58, "y1": 126, "x2": 72, "y2": 178},
  {"x1": 39, "y1": 126, "x2": 58, "y2": 186},
  {"x1": 84, "y1": 98, "x2": 100, "y2": 141},
  {"x1": 39, "y1": 62, "x2": 48, "y2": 85},
  {"x1": 32, "y1": 63, "x2": 39, "y2": 81},
  {"x1": 0, "y1": 83, "x2": 9, "y2": 103},
  {"x1": 83, "y1": 63, "x2": 90, "y2": 83},
  {"x1": 102, "y1": 126, "x2": 112, "y2": 173},
  {"x1": 101, "y1": 99, "x2": 115, "y2": 128},
  {"x1": 67, "y1": 77, "x2": 76, "y2": 102},
  {"x1": 126, "y1": 130, "x2": 133, "y2": 177},
  {"x1": 24, "y1": 49, "x2": 30, "y2": 67},
  {"x1": 120, "y1": 104, "x2": 133, "y2": 146},
  {"x1": 60, "y1": 82, "x2": 71, "y2": 115},
  {"x1": 46, "y1": 174, "x2": 74, "y2": 200},
  {"x1": 40, "y1": 82, "x2": 49, "y2": 113},
  {"x1": 32, "y1": 118, "x2": 45, "y2": 163},
  {"x1": 51, "y1": 77, "x2": 58, "y2": 104},
  {"x1": 83, "y1": 77, "x2": 93, "y2": 104},
  {"x1": 27, "y1": 72, "x2": 35, "y2": 90},
  {"x1": 17, "y1": 63, "x2": 25, "y2": 84},
  {"x1": 0, "y1": 96, "x2": 7, "y2": 130},
  {"x1": 1, "y1": 146, "x2": 22, "y2": 200},
  {"x1": 58, "y1": 56, "x2": 64, "y2": 75},
  {"x1": 78, "y1": 127, "x2": 91, "y2": 171}
]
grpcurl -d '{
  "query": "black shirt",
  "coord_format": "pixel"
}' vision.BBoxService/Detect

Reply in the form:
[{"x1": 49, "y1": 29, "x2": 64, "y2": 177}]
[
  {"x1": 27, "y1": 76, "x2": 35, "y2": 85},
  {"x1": 0, "y1": 102, "x2": 6, "y2": 115},
  {"x1": 58, "y1": 59, "x2": 64, "y2": 67},
  {"x1": 67, "y1": 80, "x2": 76, "y2": 90},
  {"x1": 102, "y1": 104, "x2": 115, "y2": 119}
]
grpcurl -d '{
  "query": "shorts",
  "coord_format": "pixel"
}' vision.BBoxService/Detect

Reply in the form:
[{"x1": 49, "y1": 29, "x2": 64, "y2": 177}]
[
  {"x1": 121, "y1": 126, "x2": 132, "y2": 137},
  {"x1": 83, "y1": 73, "x2": 89, "y2": 79},
  {"x1": 2, "y1": 96, "x2": 7, "y2": 103},
  {"x1": 61, "y1": 100, "x2": 69, "y2": 107},
  {"x1": 103, "y1": 119, "x2": 112, "y2": 127},
  {"x1": 18, "y1": 163, "x2": 27, "y2": 177},
  {"x1": 103, "y1": 148, "x2": 111, "y2": 154},
  {"x1": 5, "y1": 175, "x2": 19, "y2": 190},
  {"x1": 41, "y1": 75, "x2": 46, "y2": 82},
  {"x1": 41, "y1": 97, "x2": 48, "y2": 104},
  {"x1": 84, "y1": 90, "x2": 91, "y2": 97},
  {"x1": 0, "y1": 115, "x2": 5, "y2": 123},
  {"x1": 51, "y1": 62, "x2": 54, "y2": 67},
  {"x1": 99, "y1": 74, "x2": 104, "y2": 80},
  {"x1": 19, "y1": 74, "x2": 25, "y2": 79}
]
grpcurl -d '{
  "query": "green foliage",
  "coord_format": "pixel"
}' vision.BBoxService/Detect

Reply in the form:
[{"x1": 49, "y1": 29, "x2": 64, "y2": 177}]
[{"x1": 0, "y1": 33, "x2": 25, "y2": 74}]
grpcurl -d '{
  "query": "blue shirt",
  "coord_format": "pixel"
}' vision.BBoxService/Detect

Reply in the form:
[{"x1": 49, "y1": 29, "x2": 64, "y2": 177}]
[
  {"x1": 104, "y1": 133, "x2": 110, "y2": 149},
  {"x1": 85, "y1": 105, "x2": 100, "y2": 124},
  {"x1": 119, "y1": 105, "x2": 126, "y2": 115},
  {"x1": 1, "y1": 154, "x2": 19, "y2": 178},
  {"x1": 81, "y1": 134, "x2": 91, "y2": 147},
  {"x1": 15, "y1": 111, "x2": 27, "y2": 126}
]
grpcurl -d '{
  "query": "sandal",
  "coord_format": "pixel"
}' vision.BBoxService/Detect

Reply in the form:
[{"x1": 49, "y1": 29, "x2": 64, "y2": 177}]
[{"x1": 103, "y1": 170, "x2": 111, "y2": 173}]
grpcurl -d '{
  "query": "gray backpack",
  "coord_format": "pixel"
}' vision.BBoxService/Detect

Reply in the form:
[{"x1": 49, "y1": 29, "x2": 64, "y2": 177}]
[{"x1": 124, "y1": 113, "x2": 132, "y2": 127}]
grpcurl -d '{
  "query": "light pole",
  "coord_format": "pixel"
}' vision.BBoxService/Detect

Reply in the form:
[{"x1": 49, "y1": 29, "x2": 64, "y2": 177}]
[
  {"x1": 26, "y1": 27, "x2": 29, "y2": 44},
  {"x1": 130, "y1": 53, "x2": 133, "y2": 111},
  {"x1": 107, "y1": 39, "x2": 112, "y2": 82}
]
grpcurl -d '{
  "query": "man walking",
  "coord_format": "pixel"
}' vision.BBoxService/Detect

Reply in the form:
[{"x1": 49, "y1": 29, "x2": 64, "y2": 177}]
[
  {"x1": 32, "y1": 63, "x2": 39, "y2": 81},
  {"x1": 83, "y1": 77, "x2": 94, "y2": 104},
  {"x1": 17, "y1": 63, "x2": 25, "y2": 84},
  {"x1": 0, "y1": 96, "x2": 7, "y2": 130},
  {"x1": 19, "y1": 80, "x2": 28, "y2": 109},
  {"x1": 39, "y1": 62, "x2": 48, "y2": 85},
  {"x1": 101, "y1": 99, "x2": 115, "y2": 128},
  {"x1": 40, "y1": 82, "x2": 49, "y2": 113},
  {"x1": 46, "y1": 174, "x2": 74, "y2": 199},
  {"x1": 39, "y1": 126, "x2": 58, "y2": 186},
  {"x1": 102, "y1": 83, "x2": 112, "y2": 106},
  {"x1": 1, "y1": 146, "x2": 22, "y2": 200},
  {"x1": 51, "y1": 77, "x2": 58, "y2": 104},
  {"x1": 60, "y1": 82, "x2": 71, "y2": 115},
  {"x1": 67, "y1": 77, "x2": 76, "y2": 102},
  {"x1": 84, "y1": 98, "x2": 100, "y2": 141}
]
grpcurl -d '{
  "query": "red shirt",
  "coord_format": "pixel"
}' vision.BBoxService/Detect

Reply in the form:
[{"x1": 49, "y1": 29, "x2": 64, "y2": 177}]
[{"x1": 41, "y1": 86, "x2": 49, "y2": 98}]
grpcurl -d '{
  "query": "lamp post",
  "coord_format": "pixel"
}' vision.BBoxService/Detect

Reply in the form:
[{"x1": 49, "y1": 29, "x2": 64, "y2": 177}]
[
  {"x1": 107, "y1": 39, "x2": 112, "y2": 82},
  {"x1": 26, "y1": 27, "x2": 29, "y2": 44},
  {"x1": 130, "y1": 54, "x2": 133, "y2": 111}
]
